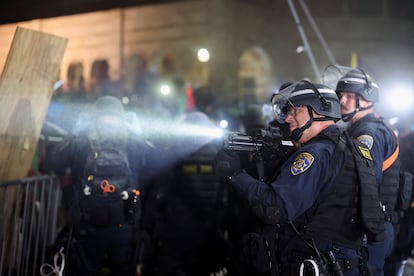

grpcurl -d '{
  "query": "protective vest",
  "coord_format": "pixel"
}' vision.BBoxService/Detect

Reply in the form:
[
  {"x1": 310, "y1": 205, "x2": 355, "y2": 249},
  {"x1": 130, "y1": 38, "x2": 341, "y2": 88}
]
[
  {"x1": 293, "y1": 132, "x2": 385, "y2": 249},
  {"x1": 350, "y1": 115, "x2": 400, "y2": 223},
  {"x1": 381, "y1": 155, "x2": 401, "y2": 223},
  {"x1": 172, "y1": 141, "x2": 222, "y2": 219},
  {"x1": 377, "y1": 118, "x2": 401, "y2": 223}
]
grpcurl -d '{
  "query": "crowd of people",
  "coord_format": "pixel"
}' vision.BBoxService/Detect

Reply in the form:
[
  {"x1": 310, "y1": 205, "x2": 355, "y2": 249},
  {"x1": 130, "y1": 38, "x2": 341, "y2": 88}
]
[{"x1": 36, "y1": 60, "x2": 414, "y2": 276}]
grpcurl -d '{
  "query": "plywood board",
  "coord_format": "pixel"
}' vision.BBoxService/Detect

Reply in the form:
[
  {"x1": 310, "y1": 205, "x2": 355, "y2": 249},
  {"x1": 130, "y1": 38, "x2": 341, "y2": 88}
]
[{"x1": 0, "y1": 27, "x2": 67, "y2": 181}]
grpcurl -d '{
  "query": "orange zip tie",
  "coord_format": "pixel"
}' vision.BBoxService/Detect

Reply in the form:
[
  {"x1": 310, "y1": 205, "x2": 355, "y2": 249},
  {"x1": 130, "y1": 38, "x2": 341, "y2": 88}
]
[{"x1": 132, "y1": 189, "x2": 141, "y2": 197}]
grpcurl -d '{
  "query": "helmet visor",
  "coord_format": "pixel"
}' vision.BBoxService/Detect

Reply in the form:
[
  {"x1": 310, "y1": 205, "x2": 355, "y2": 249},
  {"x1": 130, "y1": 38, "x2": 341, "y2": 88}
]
[
  {"x1": 321, "y1": 64, "x2": 354, "y2": 90},
  {"x1": 270, "y1": 82, "x2": 300, "y2": 123}
]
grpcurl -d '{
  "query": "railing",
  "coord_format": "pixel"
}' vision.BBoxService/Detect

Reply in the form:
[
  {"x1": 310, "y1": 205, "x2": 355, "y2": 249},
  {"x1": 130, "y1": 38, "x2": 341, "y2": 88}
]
[{"x1": 0, "y1": 175, "x2": 62, "y2": 276}]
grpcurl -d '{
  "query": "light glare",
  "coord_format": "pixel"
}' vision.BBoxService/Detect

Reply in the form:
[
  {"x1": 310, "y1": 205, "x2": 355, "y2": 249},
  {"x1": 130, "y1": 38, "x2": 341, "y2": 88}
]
[
  {"x1": 197, "y1": 48, "x2": 210, "y2": 62},
  {"x1": 160, "y1": 84, "x2": 171, "y2": 96},
  {"x1": 219, "y1": 119, "x2": 228, "y2": 129},
  {"x1": 386, "y1": 84, "x2": 413, "y2": 112}
]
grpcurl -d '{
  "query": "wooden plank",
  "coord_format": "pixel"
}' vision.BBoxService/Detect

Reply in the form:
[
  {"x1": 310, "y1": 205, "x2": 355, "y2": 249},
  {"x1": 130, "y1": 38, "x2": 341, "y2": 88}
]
[{"x1": 0, "y1": 27, "x2": 68, "y2": 181}]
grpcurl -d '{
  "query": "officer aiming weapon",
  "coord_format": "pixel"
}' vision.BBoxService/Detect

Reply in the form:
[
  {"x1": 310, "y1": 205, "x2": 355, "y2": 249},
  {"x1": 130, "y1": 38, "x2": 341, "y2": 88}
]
[
  {"x1": 223, "y1": 127, "x2": 296, "y2": 182},
  {"x1": 224, "y1": 129, "x2": 295, "y2": 155}
]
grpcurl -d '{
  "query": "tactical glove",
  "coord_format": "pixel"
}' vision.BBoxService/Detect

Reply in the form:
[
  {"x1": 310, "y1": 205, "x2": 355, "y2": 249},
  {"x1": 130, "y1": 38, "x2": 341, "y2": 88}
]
[{"x1": 214, "y1": 149, "x2": 241, "y2": 178}]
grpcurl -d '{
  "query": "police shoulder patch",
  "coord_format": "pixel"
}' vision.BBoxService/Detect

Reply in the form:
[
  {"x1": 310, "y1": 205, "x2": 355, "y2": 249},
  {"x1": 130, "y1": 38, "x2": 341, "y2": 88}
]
[
  {"x1": 291, "y1": 152, "x2": 315, "y2": 176},
  {"x1": 357, "y1": 135, "x2": 373, "y2": 150},
  {"x1": 358, "y1": 145, "x2": 373, "y2": 161}
]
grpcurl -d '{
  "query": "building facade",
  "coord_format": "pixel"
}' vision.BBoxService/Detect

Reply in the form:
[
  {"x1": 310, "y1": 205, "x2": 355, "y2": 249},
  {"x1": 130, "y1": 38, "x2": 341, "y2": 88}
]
[{"x1": 0, "y1": 0, "x2": 413, "y2": 116}]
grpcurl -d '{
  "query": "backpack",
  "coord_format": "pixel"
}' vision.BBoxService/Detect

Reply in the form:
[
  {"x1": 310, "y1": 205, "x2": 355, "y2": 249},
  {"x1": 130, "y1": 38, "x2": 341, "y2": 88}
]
[{"x1": 79, "y1": 137, "x2": 138, "y2": 226}]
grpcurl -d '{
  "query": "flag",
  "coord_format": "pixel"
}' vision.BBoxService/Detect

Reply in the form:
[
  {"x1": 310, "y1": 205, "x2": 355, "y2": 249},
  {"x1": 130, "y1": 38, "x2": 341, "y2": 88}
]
[
  {"x1": 351, "y1": 51, "x2": 367, "y2": 70},
  {"x1": 351, "y1": 51, "x2": 359, "y2": 68},
  {"x1": 184, "y1": 85, "x2": 196, "y2": 112}
]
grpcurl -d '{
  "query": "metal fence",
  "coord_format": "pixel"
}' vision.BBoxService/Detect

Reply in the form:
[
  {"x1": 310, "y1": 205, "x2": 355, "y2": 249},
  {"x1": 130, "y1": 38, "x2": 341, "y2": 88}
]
[{"x1": 0, "y1": 175, "x2": 62, "y2": 276}]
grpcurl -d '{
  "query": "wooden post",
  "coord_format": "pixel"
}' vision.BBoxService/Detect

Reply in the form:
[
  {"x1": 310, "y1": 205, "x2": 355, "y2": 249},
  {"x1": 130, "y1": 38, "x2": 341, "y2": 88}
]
[
  {"x1": 0, "y1": 27, "x2": 67, "y2": 180},
  {"x1": 0, "y1": 27, "x2": 67, "y2": 272}
]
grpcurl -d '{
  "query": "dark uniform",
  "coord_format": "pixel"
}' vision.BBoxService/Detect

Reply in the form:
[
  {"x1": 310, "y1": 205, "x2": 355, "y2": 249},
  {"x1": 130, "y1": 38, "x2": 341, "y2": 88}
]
[
  {"x1": 346, "y1": 114, "x2": 399, "y2": 275},
  {"x1": 335, "y1": 68, "x2": 400, "y2": 276},
  {"x1": 393, "y1": 131, "x2": 414, "y2": 273},
  {"x1": 216, "y1": 81, "x2": 385, "y2": 276},
  {"x1": 140, "y1": 111, "x2": 230, "y2": 276},
  {"x1": 232, "y1": 125, "x2": 384, "y2": 276},
  {"x1": 47, "y1": 96, "x2": 146, "y2": 276}
]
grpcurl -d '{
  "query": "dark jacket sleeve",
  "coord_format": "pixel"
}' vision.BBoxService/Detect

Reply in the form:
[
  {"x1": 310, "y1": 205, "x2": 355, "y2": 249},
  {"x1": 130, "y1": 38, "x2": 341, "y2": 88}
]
[
  {"x1": 47, "y1": 137, "x2": 74, "y2": 172},
  {"x1": 127, "y1": 137, "x2": 151, "y2": 189},
  {"x1": 46, "y1": 135, "x2": 89, "y2": 176}
]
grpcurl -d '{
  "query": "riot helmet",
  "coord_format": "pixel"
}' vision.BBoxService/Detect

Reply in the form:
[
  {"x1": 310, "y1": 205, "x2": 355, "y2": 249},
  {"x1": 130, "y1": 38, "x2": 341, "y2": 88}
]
[
  {"x1": 93, "y1": 96, "x2": 129, "y2": 141},
  {"x1": 94, "y1": 95, "x2": 125, "y2": 117},
  {"x1": 322, "y1": 64, "x2": 379, "y2": 122},
  {"x1": 270, "y1": 80, "x2": 341, "y2": 141},
  {"x1": 335, "y1": 68, "x2": 379, "y2": 103}
]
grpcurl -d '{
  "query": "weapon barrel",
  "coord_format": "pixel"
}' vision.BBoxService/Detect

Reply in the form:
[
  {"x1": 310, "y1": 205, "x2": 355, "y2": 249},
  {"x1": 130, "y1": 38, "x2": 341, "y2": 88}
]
[{"x1": 224, "y1": 133, "x2": 263, "y2": 152}]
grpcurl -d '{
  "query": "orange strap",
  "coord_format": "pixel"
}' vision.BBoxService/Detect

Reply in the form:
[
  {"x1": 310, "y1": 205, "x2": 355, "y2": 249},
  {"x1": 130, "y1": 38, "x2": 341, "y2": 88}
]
[{"x1": 382, "y1": 145, "x2": 399, "y2": 172}]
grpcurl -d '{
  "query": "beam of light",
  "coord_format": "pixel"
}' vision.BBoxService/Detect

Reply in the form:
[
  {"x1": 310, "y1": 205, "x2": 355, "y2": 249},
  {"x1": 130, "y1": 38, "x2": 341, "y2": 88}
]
[
  {"x1": 46, "y1": 99, "x2": 226, "y2": 141},
  {"x1": 44, "y1": 104, "x2": 226, "y2": 174},
  {"x1": 174, "y1": 123, "x2": 224, "y2": 138},
  {"x1": 134, "y1": 115, "x2": 225, "y2": 141}
]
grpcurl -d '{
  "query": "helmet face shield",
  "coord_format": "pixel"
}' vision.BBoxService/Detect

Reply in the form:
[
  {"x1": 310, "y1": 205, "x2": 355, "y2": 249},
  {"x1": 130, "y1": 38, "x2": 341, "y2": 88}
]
[
  {"x1": 270, "y1": 80, "x2": 341, "y2": 123},
  {"x1": 321, "y1": 64, "x2": 354, "y2": 90},
  {"x1": 322, "y1": 64, "x2": 379, "y2": 103},
  {"x1": 270, "y1": 82, "x2": 298, "y2": 123}
]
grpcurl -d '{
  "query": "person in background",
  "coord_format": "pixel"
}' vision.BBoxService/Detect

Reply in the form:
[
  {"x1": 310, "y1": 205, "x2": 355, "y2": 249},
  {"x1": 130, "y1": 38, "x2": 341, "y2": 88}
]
[
  {"x1": 42, "y1": 62, "x2": 94, "y2": 196},
  {"x1": 47, "y1": 96, "x2": 147, "y2": 276},
  {"x1": 48, "y1": 62, "x2": 94, "y2": 134},
  {"x1": 54, "y1": 61, "x2": 93, "y2": 103},
  {"x1": 386, "y1": 120, "x2": 414, "y2": 275},
  {"x1": 335, "y1": 68, "x2": 400, "y2": 276},
  {"x1": 139, "y1": 111, "x2": 230, "y2": 276},
  {"x1": 90, "y1": 59, "x2": 122, "y2": 99},
  {"x1": 120, "y1": 53, "x2": 157, "y2": 112}
]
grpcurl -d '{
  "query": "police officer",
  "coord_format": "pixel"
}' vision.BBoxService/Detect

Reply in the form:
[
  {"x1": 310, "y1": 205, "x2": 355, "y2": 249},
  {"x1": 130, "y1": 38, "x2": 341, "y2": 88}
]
[
  {"x1": 335, "y1": 68, "x2": 400, "y2": 276},
  {"x1": 215, "y1": 80, "x2": 385, "y2": 276},
  {"x1": 139, "y1": 110, "x2": 230, "y2": 276}
]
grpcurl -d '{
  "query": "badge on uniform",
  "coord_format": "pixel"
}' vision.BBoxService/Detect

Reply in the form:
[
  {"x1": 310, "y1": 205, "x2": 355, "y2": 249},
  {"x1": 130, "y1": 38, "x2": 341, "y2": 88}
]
[
  {"x1": 357, "y1": 135, "x2": 373, "y2": 150},
  {"x1": 291, "y1": 152, "x2": 314, "y2": 175},
  {"x1": 358, "y1": 146, "x2": 373, "y2": 161}
]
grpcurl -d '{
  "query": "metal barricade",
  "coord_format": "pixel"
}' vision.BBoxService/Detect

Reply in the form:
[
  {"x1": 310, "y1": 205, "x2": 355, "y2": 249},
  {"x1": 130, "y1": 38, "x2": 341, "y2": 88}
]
[{"x1": 0, "y1": 175, "x2": 62, "y2": 276}]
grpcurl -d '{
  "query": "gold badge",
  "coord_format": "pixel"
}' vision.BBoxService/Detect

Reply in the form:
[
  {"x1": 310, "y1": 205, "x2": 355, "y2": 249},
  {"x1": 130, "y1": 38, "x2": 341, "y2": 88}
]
[
  {"x1": 358, "y1": 145, "x2": 373, "y2": 161},
  {"x1": 291, "y1": 152, "x2": 315, "y2": 175}
]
